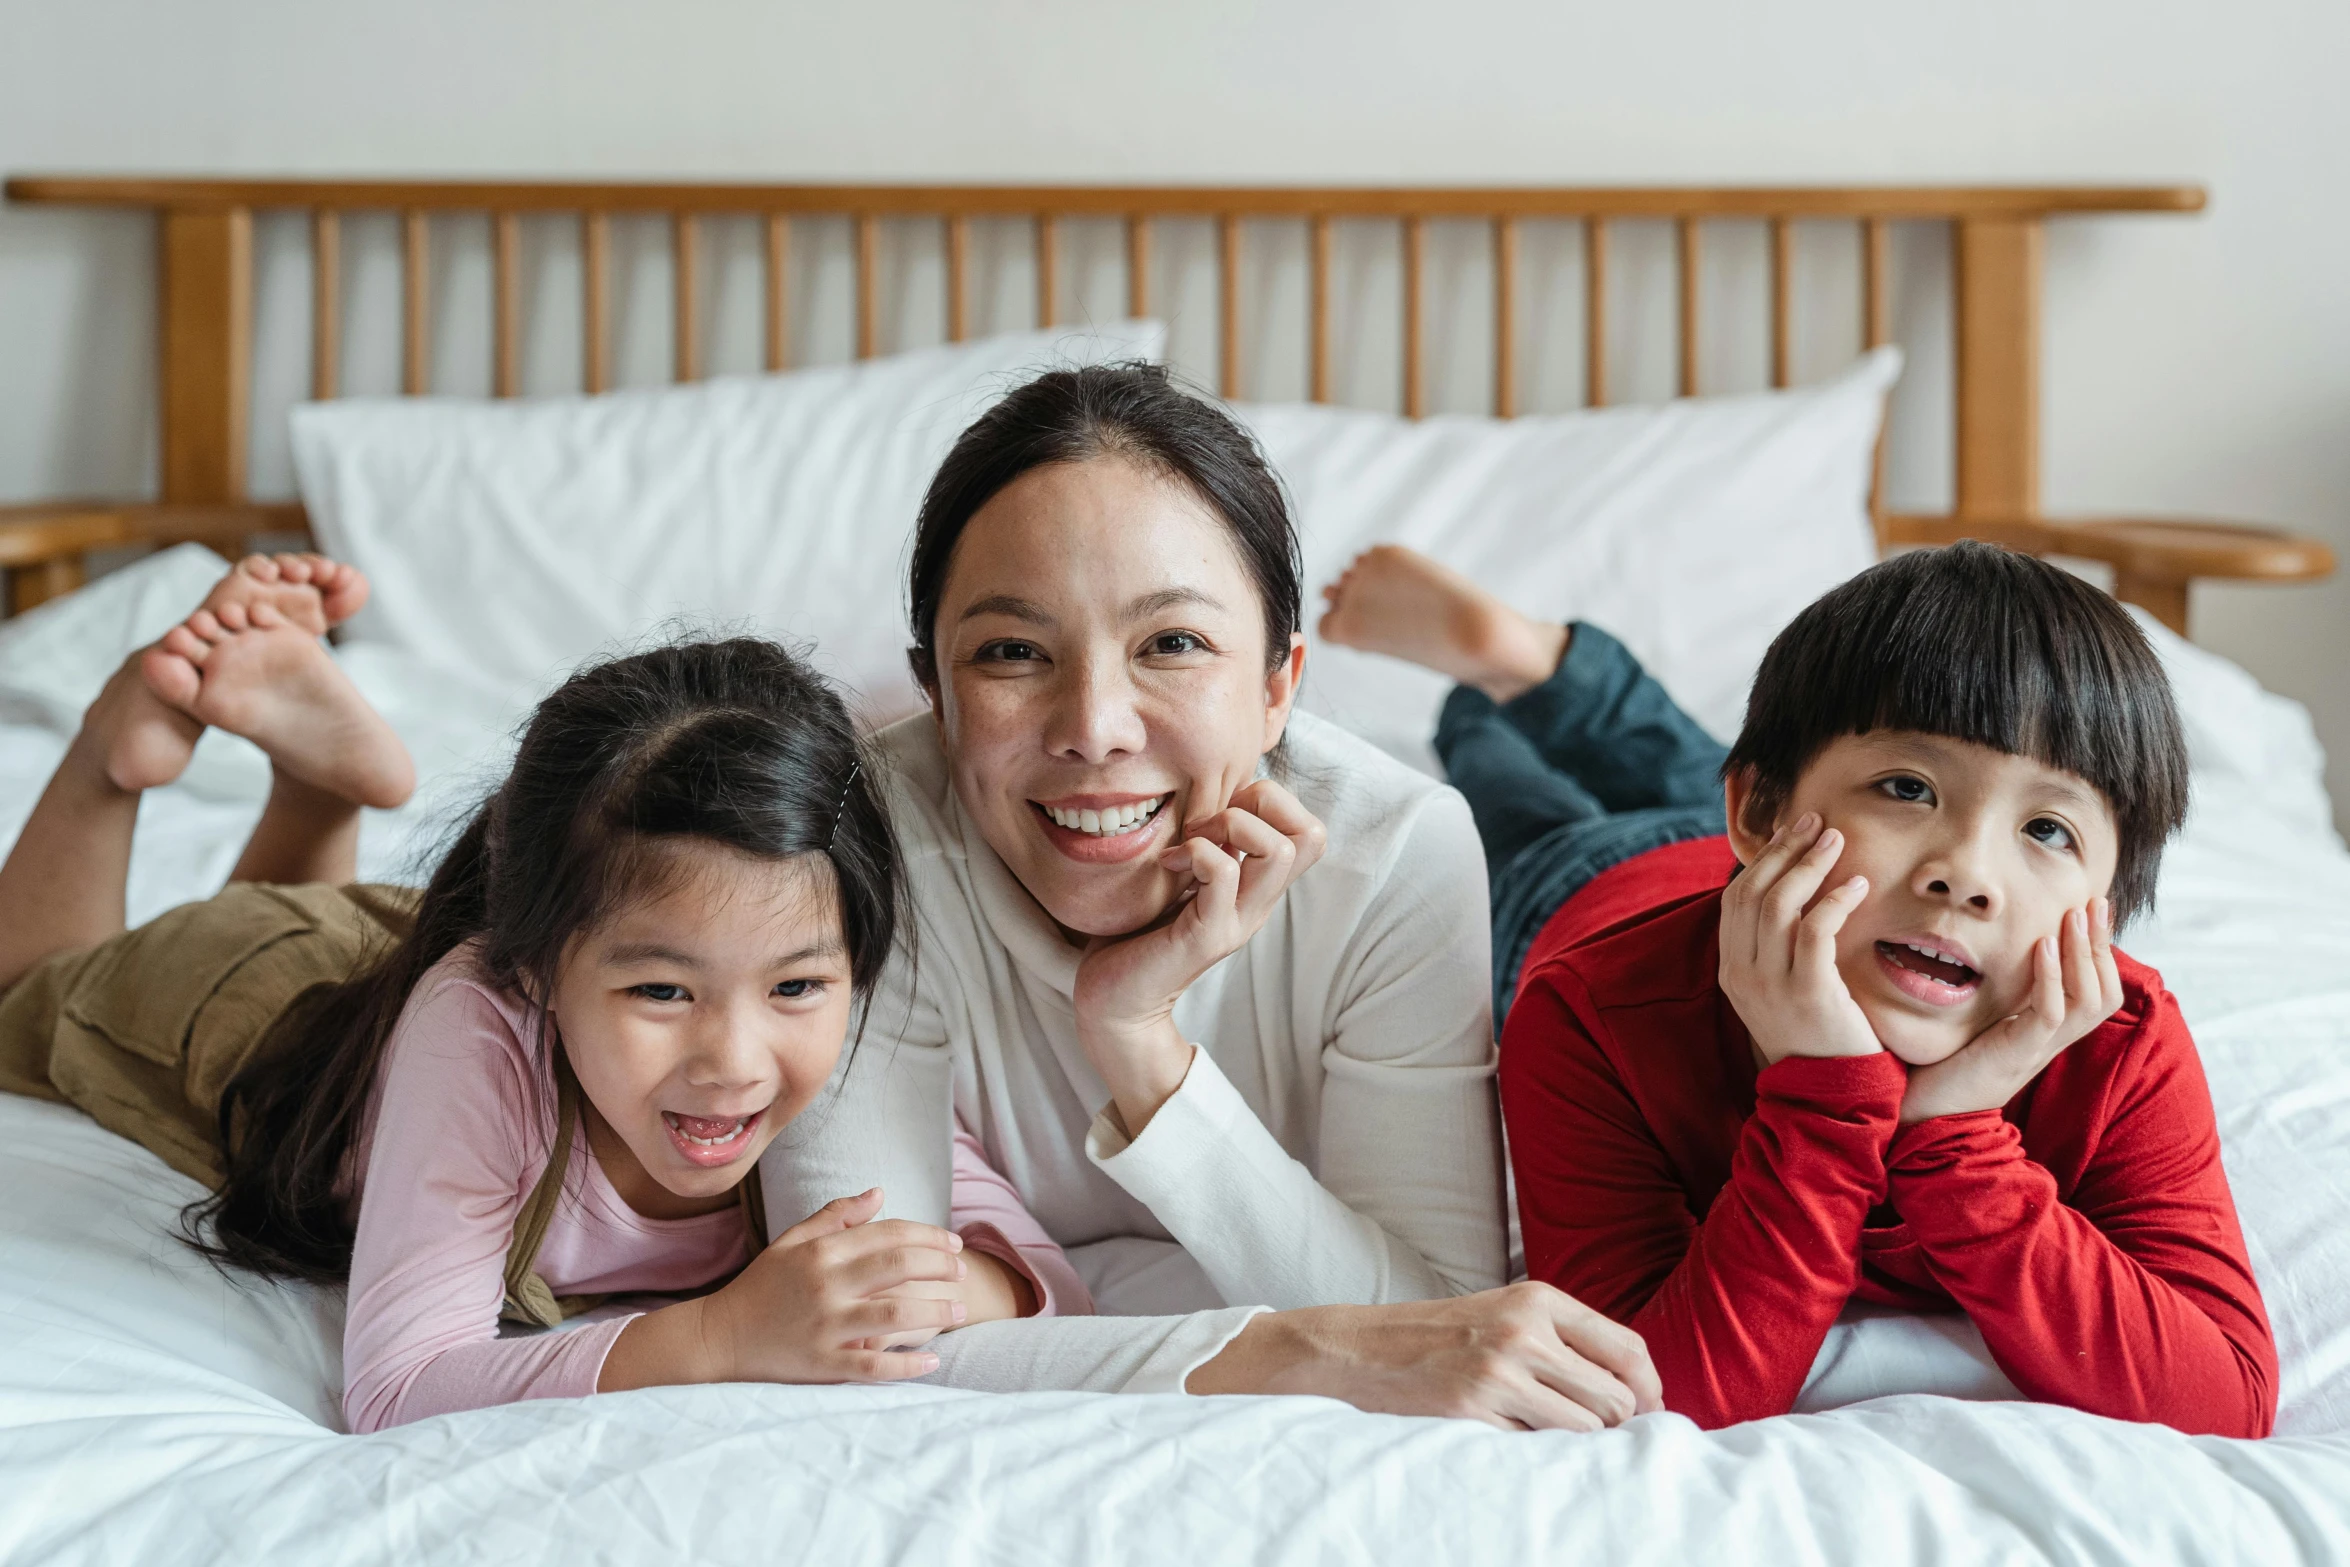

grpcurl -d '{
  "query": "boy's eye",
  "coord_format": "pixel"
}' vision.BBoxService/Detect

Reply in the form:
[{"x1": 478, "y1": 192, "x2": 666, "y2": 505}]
[
  {"x1": 2024, "y1": 817, "x2": 2076, "y2": 851},
  {"x1": 972, "y1": 639, "x2": 1045, "y2": 665},
  {"x1": 630, "y1": 982, "x2": 688, "y2": 1003},
  {"x1": 1144, "y1": 630, "x2": 1207, "y2": 657},
  {"x1": 773, "y1": 979, "x2": 821, "y2": 999},
  {"x1": 1879, "y1": 775, "x2": 1935, "y2": 805}
]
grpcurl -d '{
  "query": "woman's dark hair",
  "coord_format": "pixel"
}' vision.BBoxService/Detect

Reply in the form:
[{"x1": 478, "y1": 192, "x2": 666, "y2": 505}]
[
  {"x1": 1723, "y1": 540, "x2": 2188, "y2": 924},
  {"x1": 904, "y1": 361, "x2": 1303, "y2": 687},
  {"x1": 192, "y1": 636, "x2": 898, "y2": 1284}
]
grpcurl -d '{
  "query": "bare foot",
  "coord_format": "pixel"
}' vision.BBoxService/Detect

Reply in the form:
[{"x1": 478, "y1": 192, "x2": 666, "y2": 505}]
[
  {"x1": 196, "y1": 552, "x2": 372, "y2": 640},
  {"x1": 142, "y1": 601, "x2": 416, "y2": 810},
  {"x1": 76, "y1": 655, "x2": 204, "y2": 795},
  {"x1": 1316, "y1": 545, "x2": 1569, "y2": 703}
]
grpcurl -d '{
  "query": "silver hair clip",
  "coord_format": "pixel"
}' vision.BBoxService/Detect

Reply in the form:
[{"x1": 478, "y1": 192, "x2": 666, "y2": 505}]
[{"x1": 826, "y1": 761, "x2": 861, "y2": 850}]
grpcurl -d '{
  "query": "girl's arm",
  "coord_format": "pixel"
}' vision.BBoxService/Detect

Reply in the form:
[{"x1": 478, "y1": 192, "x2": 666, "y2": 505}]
[
  {"x1": 1884, "y1": 990, "x2": 2277, "y2": 1437},
  {"x1": 1084, "y1": 789, "x2": 1507, "y2": 1309},
  {"x1": 1501, "y1": 967, "x2": 1901, "y2": 1429},
  {"x1": 951, "y1": 1117, "x2": 1092, "y2": 1317}
]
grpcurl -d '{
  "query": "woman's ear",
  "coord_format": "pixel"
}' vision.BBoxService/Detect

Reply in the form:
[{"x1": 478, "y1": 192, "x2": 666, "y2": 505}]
[
  {"x1": 907, "y1": 648, "x2": 945, "y2": 728},
  {"x1": 1260, "y1": 633, "x2": 1307, "y2": 752},
  {"x1": 1722, "y1": 765, "x2": 1775, "y2": 868}
]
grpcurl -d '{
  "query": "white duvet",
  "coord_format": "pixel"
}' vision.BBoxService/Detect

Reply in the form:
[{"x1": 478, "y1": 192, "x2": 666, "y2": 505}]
[{"x1": 4, "y1": 548, "x2": 2350, "y2": 1563}]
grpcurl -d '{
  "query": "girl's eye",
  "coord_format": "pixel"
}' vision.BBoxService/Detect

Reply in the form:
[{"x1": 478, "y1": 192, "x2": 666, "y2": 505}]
[
  {"x1": 773, "y1": 979, "x2": 820, "y2": 1000},
  {"x1": 973, "y1": 639, "x2": 1045, "y2": 665},
  {"x1": 1880, "y1": 775, "x2": 1935, "y2": 805},
  {"x1": 2025, "y1": 817, "x2": 2077, "y2": 851},
  {"x1": 1144, "y1": 631, "x2": 1207, "y2": 658},
  {"x1": 631, "y1": 982, "x2": 688, "y2": 1003}
]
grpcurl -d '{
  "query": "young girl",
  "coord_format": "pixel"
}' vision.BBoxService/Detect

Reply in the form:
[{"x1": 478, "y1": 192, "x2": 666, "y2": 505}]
[{"x1": 0, "y1": 554, "x2": 1069, "y2": 1433}]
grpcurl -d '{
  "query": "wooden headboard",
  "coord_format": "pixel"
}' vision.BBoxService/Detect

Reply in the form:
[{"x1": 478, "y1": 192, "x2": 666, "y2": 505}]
[{"x1": 0, "y1": 176, "x2": 2330, "y2": 633}]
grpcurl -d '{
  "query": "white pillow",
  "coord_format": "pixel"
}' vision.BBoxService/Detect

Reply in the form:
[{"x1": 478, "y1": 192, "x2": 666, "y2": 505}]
[
  {"x1": 293, "y1": 322, "x2": 1167, "y2": 721},
  {"x1": 1244, "y1": 347, "x2": 1899, "y2": 773},
  {"x1": 0, "y1": 542, "x2": 234, "y2": 734}
]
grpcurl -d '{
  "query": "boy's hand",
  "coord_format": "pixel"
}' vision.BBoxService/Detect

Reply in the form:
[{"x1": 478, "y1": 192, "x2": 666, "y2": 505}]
[
  {"x1": 1718, "y1": 813, "x2": 1882, "y2": 1066},
  {"x1": 1899, "y1": 898, "x2": 2121, "y2": 1124}
]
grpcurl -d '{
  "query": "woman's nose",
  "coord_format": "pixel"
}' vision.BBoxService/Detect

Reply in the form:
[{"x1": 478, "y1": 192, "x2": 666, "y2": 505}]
[{"x1": 1041, "y1": 653, "x2": 1146, "y2": 763}]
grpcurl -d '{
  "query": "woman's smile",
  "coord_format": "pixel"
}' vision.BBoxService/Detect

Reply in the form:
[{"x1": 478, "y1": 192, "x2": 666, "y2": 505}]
[{"x1": 1030, "y1": 791, "x2": 1175, "y2": 862}]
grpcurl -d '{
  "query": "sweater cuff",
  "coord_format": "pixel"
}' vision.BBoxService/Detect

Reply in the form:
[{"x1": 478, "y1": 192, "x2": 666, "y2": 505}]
[
  {"x1": 1126, "y1": 1304, "x2": 1269, "y2": 1395},
  {"x1": 1754, "y1": 1050, "x2": 1908, "y2": 1113},
  {"x1": 1887, "y1": 1109, "x2": 2019, "y2": 1174},
  {"x1": 1084, "y1": 1042, "x2": 1242, "y2": 1179},
  {"x1": 958, "y1": 1220, "x2": 1094, "y2": 1318}
]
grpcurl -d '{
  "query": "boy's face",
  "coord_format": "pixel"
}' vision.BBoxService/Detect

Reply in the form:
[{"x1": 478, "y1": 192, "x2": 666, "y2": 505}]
[{"x1": 1729, "y1": 732, "x2": 2121, "y2": 1066}]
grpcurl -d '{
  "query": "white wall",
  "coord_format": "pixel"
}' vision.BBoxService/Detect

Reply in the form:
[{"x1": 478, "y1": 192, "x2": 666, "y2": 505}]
[{"x1": 5, "y1": 0, "x2": 2346, "y2": 821}]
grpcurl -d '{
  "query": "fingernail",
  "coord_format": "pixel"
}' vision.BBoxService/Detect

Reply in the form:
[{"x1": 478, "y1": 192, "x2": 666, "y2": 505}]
[
  {"x1": 1818, "y1": 828, "x2": 1840, "y2": 849},
  {"x1": 919, "y1": 1355, "x2": 940, "y2": 1372}
]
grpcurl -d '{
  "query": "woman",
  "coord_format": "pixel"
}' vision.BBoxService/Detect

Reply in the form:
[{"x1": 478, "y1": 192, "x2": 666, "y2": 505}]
[{"x1": 762, "y1": 364, "x2": 1658, "y2": 1430}]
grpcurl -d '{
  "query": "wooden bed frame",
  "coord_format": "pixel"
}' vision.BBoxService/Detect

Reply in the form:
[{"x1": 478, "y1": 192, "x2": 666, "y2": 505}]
[{"x1": 0, "y1": 176, "x2": 2331, "y2": 634}]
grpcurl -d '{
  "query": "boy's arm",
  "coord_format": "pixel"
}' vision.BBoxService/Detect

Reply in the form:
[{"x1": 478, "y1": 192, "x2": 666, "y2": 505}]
[
  {"x1": 1501, "y1": 970, "x2": 1904, "y2": 1429},
  {"x1": 1886, "y1": 993, "x2": 2277, "y2": 1437}
]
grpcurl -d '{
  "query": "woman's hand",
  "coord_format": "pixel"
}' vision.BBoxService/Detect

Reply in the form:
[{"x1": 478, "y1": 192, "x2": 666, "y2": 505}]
[
  {"x1": 1187, "y1": 1283, "x2": 1662, "y2": 1432},
  {"x1": 1072, "y1": 779, "x2": 1327, "y2": 1136},
  {"x1": 1717, "y1": 813, "x2": 1881, "y2": 1066},
  {"x1": 599, "y1": 1188, "x2": 966, "y2": 1391},
  {"x1": 1900, "y1": 898, "x2": 2121, "y2": 1124}
]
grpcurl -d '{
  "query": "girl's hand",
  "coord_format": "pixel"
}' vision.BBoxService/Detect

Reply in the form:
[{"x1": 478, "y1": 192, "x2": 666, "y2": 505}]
[
  {"x1": 1188, "y1": 1283, "x2": 1663, "y2": 1432},
  {"x1": 1899, "y1": 898, "x2": 2121, "y2": 1124},
  {"x1": 1072, "y1": 779, "x2": 1326, "y2": 1136},
  {"x1": 685, "y1": 1188, "x2": 967, "y2": 1385},
  {"x1": 1717, "y1": 814, "x2": 1882, "y2": 1065},
  {"x1": 857, "y1": 1247, "x2": 1038, "y2": 1351}
]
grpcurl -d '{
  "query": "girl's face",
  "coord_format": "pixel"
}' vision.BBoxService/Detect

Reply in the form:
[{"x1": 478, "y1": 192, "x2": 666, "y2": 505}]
[
  {"x1": 550, "y1": 842, "x2": 854, "y2": 1218},
  {"x1": 926, "y1": 457, "x2": 1305, "y2": 938}
]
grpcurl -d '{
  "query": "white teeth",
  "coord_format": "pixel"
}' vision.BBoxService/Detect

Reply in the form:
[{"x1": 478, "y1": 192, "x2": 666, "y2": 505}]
[
  {"x1": 669, "y1": 1115, "x2": 750, "y2": 1147},
  {"x1": 1042, "y1": 796, "x2": 1166, "y2": 836}
]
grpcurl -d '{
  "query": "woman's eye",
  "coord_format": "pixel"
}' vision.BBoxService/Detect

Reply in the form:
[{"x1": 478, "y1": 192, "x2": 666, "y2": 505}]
[
  {"x1": 973, "y1": 639, "x2": 1045, "y2": 665},
  {"x1": 1144, "y1": 631, "x2": 1207, "y2": 657},
  {"x1": 631, "y1": 982, "x2": 688, "y2": 1003},
  {"x1": 2025, "y1": 817, "x2": 2076, "y2": 851},
  {"x1": 1879, "y1": 775, "x2": 1935, "y2": 805},
  {"x1": 773, "y1": 979, "x2": 820, "y2": 1000}
]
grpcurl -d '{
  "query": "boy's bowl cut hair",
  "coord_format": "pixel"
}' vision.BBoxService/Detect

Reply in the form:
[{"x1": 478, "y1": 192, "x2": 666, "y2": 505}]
[{"x1": 1722, "y1": 540, "x2": 2188, "y2": 925}]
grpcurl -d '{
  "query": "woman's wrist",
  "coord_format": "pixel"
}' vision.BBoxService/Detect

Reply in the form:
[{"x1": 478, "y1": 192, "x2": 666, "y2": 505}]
[
  {"x1": 1183, "y1": 1308, "x2": 1324, "y2": 1396},
  {"x1": 1079, "y1": 1012, "x2": 1195, "y2": 1139}
]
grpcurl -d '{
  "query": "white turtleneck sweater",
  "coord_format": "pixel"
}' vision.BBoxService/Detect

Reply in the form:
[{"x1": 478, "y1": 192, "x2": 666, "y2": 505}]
[{"x1": 759, "y1": 709, "x2": 1505, "y2": 1394}]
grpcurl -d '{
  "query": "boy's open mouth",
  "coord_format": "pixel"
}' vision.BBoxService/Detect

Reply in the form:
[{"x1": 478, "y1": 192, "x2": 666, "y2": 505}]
[{"x1": 1875, "y1": 939, "x2": 1982, "y2": 1004}]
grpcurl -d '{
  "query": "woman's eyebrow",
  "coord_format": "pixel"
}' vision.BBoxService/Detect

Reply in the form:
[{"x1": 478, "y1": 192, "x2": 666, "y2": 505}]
[
  {"x1": 1123, "y1": 586, "x2": 1225, "y2": 619},
  {"x1": 959, "y1": 594, "x2": 1055, "y2": 625}
]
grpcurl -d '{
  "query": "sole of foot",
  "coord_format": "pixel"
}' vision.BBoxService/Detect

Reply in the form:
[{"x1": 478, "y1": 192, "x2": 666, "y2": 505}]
[
  {"x1": 1316, "y1": 544, "x2": 1565, "y2": 701},
  {"x1": 143, "y1": 602, "x2": 415, "y2": 811},
  {"x1": 198, "y1": 552, "x2": 372, "y2": 640},
  {"x1": 84, "y1": 655, "x2": 204, "y2": 795}
]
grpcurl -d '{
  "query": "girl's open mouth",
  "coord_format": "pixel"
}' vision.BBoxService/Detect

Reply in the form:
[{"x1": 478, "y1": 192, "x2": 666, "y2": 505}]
[
  {"x1": 662, "y1": 1108, "x2": 763, "y2": 1167},
  {"x1": 1875, "y1": 939, "x2": 1982, "y2": 1006}
]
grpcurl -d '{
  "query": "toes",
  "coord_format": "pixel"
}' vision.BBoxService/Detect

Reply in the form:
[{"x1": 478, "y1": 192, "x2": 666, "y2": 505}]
[
  {"x1": 140, "y1": 644, "x2": 201, "y2": 709},
  {"x1": 215, "y1": 601, "x2": 249, "y2": 633},
  {"x1": 187, "y1": 609, "x2": 227, "y2": 644},
  {"x1": 239, "y1": 553, "x2": 281, "y2": 583},
  {"x1": 276, "y1": 552, "x2": 315, "y2": 583},
  {"x1": 160, "y1": 623, "x2": 211, "y2": 664},
  {"x1": 248, "y1": 601, "x2": 285, "y2": 631}
]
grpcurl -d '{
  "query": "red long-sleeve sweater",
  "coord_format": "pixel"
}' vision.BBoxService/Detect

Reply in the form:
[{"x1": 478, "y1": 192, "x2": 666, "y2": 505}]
[{"x1": 1500, "y1": 837, "x2": 2276, "y2": 1436}]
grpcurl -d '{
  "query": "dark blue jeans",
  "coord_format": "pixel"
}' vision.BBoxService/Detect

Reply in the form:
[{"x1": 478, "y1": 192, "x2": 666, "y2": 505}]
[{"x1": 1434, "y1": 623, "x2": 1728, "y2": 1025}]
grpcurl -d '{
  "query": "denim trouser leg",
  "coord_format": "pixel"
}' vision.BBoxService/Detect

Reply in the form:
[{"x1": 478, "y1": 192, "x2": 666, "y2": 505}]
[{"x1": 1434, "y1": 623, "x2": 1730, "y2": 1024}]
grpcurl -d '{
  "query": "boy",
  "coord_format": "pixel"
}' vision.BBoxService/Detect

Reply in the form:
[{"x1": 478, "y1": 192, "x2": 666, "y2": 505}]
[{"x1": 1318, "y1": 541, "x2": 2275, "y2": 1434}]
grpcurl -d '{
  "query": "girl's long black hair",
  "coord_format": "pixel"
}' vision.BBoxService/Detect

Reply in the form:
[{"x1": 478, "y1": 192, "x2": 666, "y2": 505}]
[{"x1": 190, "y1": 636, "x2": 898, "y2": 1285}]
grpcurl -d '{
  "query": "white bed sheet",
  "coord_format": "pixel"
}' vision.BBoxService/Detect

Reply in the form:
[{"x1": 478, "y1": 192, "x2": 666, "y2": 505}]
[{"x1": 4, "y1": 566, "x2": 2350, "y2": 1561}]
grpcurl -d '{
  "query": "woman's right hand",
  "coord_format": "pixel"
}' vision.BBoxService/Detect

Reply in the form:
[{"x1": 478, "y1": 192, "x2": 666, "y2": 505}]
[
  {"x1": 1186, "y1": 1282, "x2": 1662, "y2": 1431},
  {"x1": 601, "y1": 1188, "x2": 968, "y2": 1391}
]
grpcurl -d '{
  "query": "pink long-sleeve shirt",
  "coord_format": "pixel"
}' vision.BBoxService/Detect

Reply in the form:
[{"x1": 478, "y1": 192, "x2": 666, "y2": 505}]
[{"x1": 343, "y1": 946, "x2": 1087, "y2": 1433}]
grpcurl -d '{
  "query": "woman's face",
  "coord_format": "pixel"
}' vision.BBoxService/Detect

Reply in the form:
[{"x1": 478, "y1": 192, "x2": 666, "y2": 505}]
[{"x1": 927, "y1": 457, "x2": 1305, "y2": 938}]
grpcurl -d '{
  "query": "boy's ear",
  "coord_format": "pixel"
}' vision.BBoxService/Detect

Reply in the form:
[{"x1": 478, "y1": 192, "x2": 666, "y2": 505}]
[{"x1": 1722, "y1": 765, "x2": 1775, "y2": 868}]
